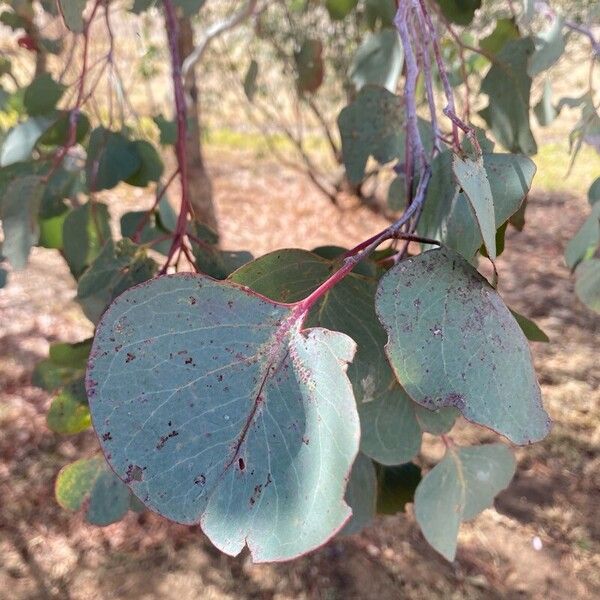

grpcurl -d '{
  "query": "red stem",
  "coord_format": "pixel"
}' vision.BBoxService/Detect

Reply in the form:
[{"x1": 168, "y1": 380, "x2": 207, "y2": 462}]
[{"x1": 161, "y1": 0, "x2": 192, "y2": 274}]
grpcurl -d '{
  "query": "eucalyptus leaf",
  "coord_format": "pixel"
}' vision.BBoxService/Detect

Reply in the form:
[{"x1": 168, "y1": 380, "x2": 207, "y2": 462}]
[
  {"x1": 0, "y1": 175, "x2": 44, "y2": 269},
  {"x1": 479, "y1": 38, "x2": 537, "y2": 155},
  {"x1": 414, "y1": 443, "x2": 516, "y2": 561},
  {"x1": 349, "y1": 30, "x2": 403, "y2": 93},
  {"x1": 55, "y1": 457, "x2": 131, "y2": 526},
  {"x1": 575, "y1": 259, "x2": 600, "y2": 313},
  {"x1": 375, "y1": 247, "x2": 551, "y2": 444},
  {"x1": 87, "y1": 274, "x2": 360, "y2": 561}
]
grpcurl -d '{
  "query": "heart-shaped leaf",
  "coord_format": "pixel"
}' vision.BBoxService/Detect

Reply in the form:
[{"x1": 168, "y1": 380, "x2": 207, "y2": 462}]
[
  {"x1": 375, "y1": 247, "x2": 551, "y2": 445},
  {"x1": 87, "y1": 274, "x2": 360, "y2": 561}
]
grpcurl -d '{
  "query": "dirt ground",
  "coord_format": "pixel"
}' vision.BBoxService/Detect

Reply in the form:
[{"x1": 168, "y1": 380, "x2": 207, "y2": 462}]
[{"x1": 0, "y1": 151, "x2": 599, "y2": 600}]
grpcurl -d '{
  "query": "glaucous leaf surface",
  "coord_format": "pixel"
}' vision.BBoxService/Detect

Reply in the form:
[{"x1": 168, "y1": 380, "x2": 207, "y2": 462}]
[
  {"x1": 452, "y1": 154, "x2": 496, "y2": 261},
  {"x1": 87, "y1": 274, "x2": 360, "y2": 561},
  {"x1": 414, "y1": 443, "x2": 516, "y2": 561},
  {"x1": 564, "y1": 204, "x2": 600, "y2": 271},
  {"x1": 0, "y1": 116, "x2": 54, "y2": 166},
  {"x1": 55, "y1": 456, "x2": 131, "y2": 526},
  {"x1": 338, "y1": 85, "x2": 405, "y2": 184},
  {"x1": 479, "y1": 38, "x2": 537, "y2": 155},
  {"x1": 419, "y1": 152, "x2": 535, "y2": 259},
  {"x1": 349, "y1": 30, "x2": 403, "y2": 93},
  {"x1": 375, "y1": 247, "x2": 551, "y2": 445},
  {"x1": 341, "y1": 453, "x2": 377, "y2": 535},
  {"x1": 230, "y1": 249, "x2": 424, "y2": 465},
  {"x1": 575, "y1": 259, "x2": 600, "y2": 313},
  {"x1": 528, "y1": 16, "x2": 565, "y2": 77},
  {"x1": 0, "y1": 174, "x2": 44, "y2": 269}
]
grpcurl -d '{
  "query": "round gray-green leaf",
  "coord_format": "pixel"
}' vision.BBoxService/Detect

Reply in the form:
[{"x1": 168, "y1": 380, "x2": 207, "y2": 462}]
[
  {"x1": 87, "y1": 274, "x2": 360, "y2": 562},
  {"x1": 375, "y1": 247, "x2": 551, "y2": 445}
]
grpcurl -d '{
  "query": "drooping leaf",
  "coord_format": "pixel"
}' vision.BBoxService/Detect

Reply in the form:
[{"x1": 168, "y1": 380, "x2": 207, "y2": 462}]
[
  {"x1": 326, "y1": 0, "x2": 358, "y2": 20},
  {"x1": 87, "y1": 274, "x2": 360, "y2": 561},
  {"x1": 55, "y1": 457, "x2": 131, "y2": 526},
  {"x1": 452, "y1": 154, "x2": 496, "y2": 261},
  {"x1": 0, "y1": 175, "x2": 44, "y2": 269},
  {"x1": 85, "y1": 127, "x2": 141, "y2": 191},
  {"x1": 479, "y1": 38, "x2": 537, "y2": 155},
  {"x1": 124, "y1": 140, "x2": 164, "y2": 187},
  {"x1": 47, "y1": 379, "x2": 91, "y2": 435},
  {"x1": 376, "y1": 462, "x2": 421, "y2": 515},
  {"x1": 62, "y1": 202, "x2": 112, "y2": 278},
  {"x1": 414, "y1": 443, "x2": 516, "y2": 561},
  {"x1": 375, "y1": 247, "x2": 551, "y2": 445},
  {"x1": 349, "y1": 30, "x2": 403, "y2": 93},
  {"x1": 77, "y1": 239, "x2": 158, "y2": 323},
  {"x1": 564, "y1": 204, "x2": 600, "y2": 271},
  {"x1": 528, "y1": 16, "x2": 564, "y2": 77},
  {"x1": 23, "y1": 74, "x2": 65, "y2": 116},
  {"x1": 480, "y1": 18, "x2": 519, "y2": 55},
  {"x1": 243, "y1": 59, "x2": 259, "y2": 102},
  {"x1": 230, "y1": 249, "x2": 424, "y2": 465},
  {"x1": 294, "y1": 38, "x2": 324, "y2": 93},
  {"x1": 434, "y1": 0, "x2": 481, "y2": 26},
  {"x1": 419, "y1": 152, "x2": 536, "y2": 259},
  {"x1": 0, "y1": 116, "x2": 55, "y2": 166},
  {"x1": 575, "y1": 259, "x2": 600, "y2": 313},
  {"x1": 338, "y1": 86, "x2": 404, "y2": 184},
  {"x1": 534, "y1": 78, "x2": 557, "y2": 127},
  {"x1": 510, "y1": 309, "x2": 550, "y2": 343},
  {"x1": 57, "y1": 0, "x2": 87, "y2": 33},
  {"x1": 341, "y1": 453, "x2": 377, "y2": 535},
  {"x1": 338, "y1": 86, "x2": 433, "y2": 184}
]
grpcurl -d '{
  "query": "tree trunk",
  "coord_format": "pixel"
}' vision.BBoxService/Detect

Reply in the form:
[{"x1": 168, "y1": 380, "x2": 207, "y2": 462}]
[{"x1": 176, "y1": 17, "x2": 219, "y2": 233}]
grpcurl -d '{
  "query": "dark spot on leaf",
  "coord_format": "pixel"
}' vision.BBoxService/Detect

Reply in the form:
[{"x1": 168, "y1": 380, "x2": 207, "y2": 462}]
[
  {"x1": 125, "y1": 464, "x2": 144, "y2": 483},
  {"x1": 156, "y1": 430, "x2": 179, "y2": 449},
  {"x1": 126, "y1": 353, "x2": 135, "y2": 363},
  {"x1": 194, "y1": 474, "x2": 206, "y2": 486},
  {"x1": 102, "y1": 432, "x2": 112, "y2": 441}
]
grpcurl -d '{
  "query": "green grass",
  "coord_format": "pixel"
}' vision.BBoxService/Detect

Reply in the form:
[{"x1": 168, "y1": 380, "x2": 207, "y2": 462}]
[{"x1": 533, "y1": 143, "x2": 600, "y2": 197}]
